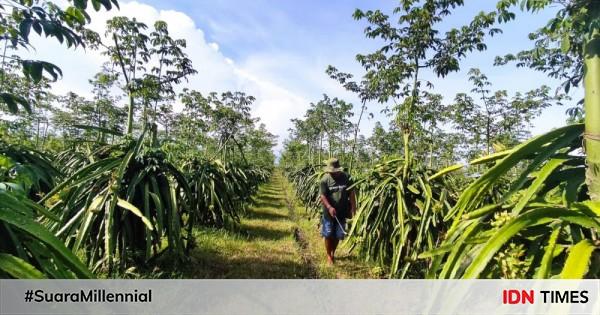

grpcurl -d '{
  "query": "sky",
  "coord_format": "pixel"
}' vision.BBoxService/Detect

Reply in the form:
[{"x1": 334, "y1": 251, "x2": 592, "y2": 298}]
[{"x1": 24, "y1": 0, "x2": 581, "y2": 153}]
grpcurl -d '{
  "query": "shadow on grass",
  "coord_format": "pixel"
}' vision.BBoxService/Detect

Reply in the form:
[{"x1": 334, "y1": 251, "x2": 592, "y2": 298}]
[
  {"x1": 147, "y1": 249, "x2": 308, "y2": 278},
  {"x1": 185, "y1": 247, "x2": 311, "y2": 279},
  {"x1": 259, "y1": 185, "x2": 281, "y2": 193},
  {"x1": 332, "y1": 254, "x2": 384, "y2": 279},
  {"x1": 245, "y1": 209, "x2": 289, "y2": 221},
  {"x1": 239, "y1": 224, "x2": 291, "y2": 241},
  {"x1": 250, "y1": 199, "x2": 283, "y2": 209},
  {"x1": 254, "y1": 194, "x2": 281, "y2": 204}
]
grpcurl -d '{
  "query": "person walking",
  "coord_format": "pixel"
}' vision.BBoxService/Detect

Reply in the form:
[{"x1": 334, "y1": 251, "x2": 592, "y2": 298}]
[{"x1": 319, "y1": 158, "x2": 357, "y2": 265}]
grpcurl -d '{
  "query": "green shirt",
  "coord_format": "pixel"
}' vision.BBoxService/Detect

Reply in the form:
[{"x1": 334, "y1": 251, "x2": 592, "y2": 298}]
[{"x1": 320, "y1": 172, "x2": 354, "y2": 219}]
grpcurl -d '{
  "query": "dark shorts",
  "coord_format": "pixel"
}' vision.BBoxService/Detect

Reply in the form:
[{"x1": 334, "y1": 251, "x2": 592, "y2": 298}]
[{"x1": 321, "y1": 214, "x2": 346, "y2": 240}]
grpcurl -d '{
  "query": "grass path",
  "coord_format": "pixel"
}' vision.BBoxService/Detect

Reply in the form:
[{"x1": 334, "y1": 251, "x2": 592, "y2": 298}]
[
  {"x1": 167, "y1": 171, "x2": 379, "y2": 279},
  {"x1": 185, "y1": 172, "x2": 311, "y2": 278},
  {"x1": 281, "y1": 175, "x2": 382, "y2": 279}
]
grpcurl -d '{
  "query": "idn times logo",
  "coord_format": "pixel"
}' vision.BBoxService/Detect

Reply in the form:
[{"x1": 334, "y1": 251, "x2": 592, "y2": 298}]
[{"x1": 502, "y1": 289, "x2": 589, "y2": 304}]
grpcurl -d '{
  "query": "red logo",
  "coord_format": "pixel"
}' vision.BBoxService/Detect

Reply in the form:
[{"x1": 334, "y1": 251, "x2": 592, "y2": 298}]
[{"x1": 502, "y1": 289, "x2": 535, "y2": 304}]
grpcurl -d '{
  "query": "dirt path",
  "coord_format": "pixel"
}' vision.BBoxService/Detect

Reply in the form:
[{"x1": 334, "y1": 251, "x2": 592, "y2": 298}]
[
  {"x1": 172, "y1": 171, "x2": 378, "y2": 279},
  {"x1": 281, "y1": 174, "x2": 382, "y2": 279},
  {"x1": 184, "y1": 172, "x2": 316, "y2": 278}
]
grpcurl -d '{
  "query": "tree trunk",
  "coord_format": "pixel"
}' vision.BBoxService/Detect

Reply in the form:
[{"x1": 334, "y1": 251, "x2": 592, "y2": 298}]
[
  {"x1": 400, "y1": 58, "x2": 420, "y2": 180},
  {"x1": 312, "y1": 144, "x2": 315, "y2": 165},
  {"x1": 306, "y1": 140, "x2": 311, "y2": 165},
  {"x1": 150, "y1": 123, "x2": 158, "y2": 147},
  {"x1": 486, "y1": 113, "x2": 491, "y2": 155},
  {"x1": 41, "y1": 120, "x2": 49, "y2": 149},
  {"x1": 328, "y1": 134, "x2": 333, "y2": 158},
  {"x1": 126, "y1": 92, "x2": 135, "y2": 135},
  {"x1": 35, "y1": 118, "x2": 40, "y2": 149},
  {"x1": 349, "y1": 100, "x2": 366, "y2": 171},
  {"x1": 341, "y1": 134, "x2": 346, "y2": 160},
  {"x1": 584, "y1": 11, "x2": 600, "y2": 201},
  {"x1": 319, "y1": 134, "x2": 323, "y2": 165}
]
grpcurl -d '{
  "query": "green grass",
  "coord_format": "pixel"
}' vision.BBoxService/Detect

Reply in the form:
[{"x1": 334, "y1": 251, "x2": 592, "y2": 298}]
[
  {"x1": 182, "y1": 174, "x2": 310, "y2": 278},
  {"x1": 294, "y1": 216, "x2": 383, "y2": 279},
  {"x1": 284, "y1": 179, "x2": 383, "y2": 279},
  {"x1": 128, "y1": 171, "x2": 380, "y2": 279}
]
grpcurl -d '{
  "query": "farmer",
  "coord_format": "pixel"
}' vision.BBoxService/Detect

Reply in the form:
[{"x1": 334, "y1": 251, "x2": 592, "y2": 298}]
[{"x1": 319, "y1": 158, "x2": 357, "y2": 265}]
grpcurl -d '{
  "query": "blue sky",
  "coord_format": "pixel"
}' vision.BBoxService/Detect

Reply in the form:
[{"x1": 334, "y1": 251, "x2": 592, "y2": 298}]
[
  {"x1": 32, "y1": 1, "x2": 581, "y2": 153},
  {"x1": 138, "y1": 0, "x2": 579, "y2": 137}
]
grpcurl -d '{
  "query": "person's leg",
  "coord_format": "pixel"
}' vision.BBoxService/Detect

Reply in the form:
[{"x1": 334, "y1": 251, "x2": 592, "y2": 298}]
[
  {"x1": 321, "y1": 215, "x2": 335, "y2": 264},
  {"x1": 330, "y1": 238, "x2": 339, "y2": 262},
  {"x1": 324, "y1": 237, "x2": 335, "y2": 264}
]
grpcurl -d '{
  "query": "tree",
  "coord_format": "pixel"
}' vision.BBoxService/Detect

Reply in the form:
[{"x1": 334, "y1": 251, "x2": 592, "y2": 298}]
[
  {"x1": 288, "y1": 94, "x2": 354, "y2": 166},
  {"x1": 0, "y1": 59, "x2": 54, "y2": 147},
  {"x1": 426, "y1": 0, "x2": 600, "y2": 280},
  {"x1": 0, "y1": 0, "x2": 122, "y2": 280},
  {"x1": 494, "y1": 0, "x2": 600, "y2": 200},
  {"x1": 88, "y1": 69, "x2": 125, "y2": 141},
  {"x1": 172, "y1": 88, "x2": 211, "y2": 153},
  {"x1": 352, "y1": 1, "x2": 500, "y2": 155},
  {"x1": 100, "y1": 17, "x2": 196, "y2": 136},
  {"x1": 326, "y1": 66, "x2": 379, "y2": 171},
  {"x1": 147, "y1": 21, "x2": 194, "y2": 129},
  {"x1": 369, "y1": 121, "x2": 401, "y2": 160},
  {"x1": 52, "y1": 92, "x2": 82, "y2": 140},
  {"x1": 171, "y1": 89, "x2": 270, "y2": 165},
  {"x1": 288, "y1": 117, "x2": 319, "y2": 165},
  {"x1": 243, "y1": 123, "x2": 277, "y2": 169},
  {"x1": 0, "y1": 0, "x2": 119, "y2": 114},
  {"x1": 449, "y1": 68, "x2": 554, "y2": 158},
  {"x1": 280, "y1": 138, "x2": 307, "y2": 169},
  {"x1": 210, "y1": 91, "x2": 255, "y2": 162}
]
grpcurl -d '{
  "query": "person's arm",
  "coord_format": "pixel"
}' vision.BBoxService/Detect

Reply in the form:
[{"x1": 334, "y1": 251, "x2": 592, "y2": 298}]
[
  {"x1": 320, "y1": 178, "x2": 336, "y2": 217},
  {"x1": 321, "y1": 195, "x2": 336, "y2": 218}
]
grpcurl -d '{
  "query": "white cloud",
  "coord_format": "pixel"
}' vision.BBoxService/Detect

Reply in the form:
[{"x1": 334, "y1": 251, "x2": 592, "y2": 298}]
[
  {"x1": 237, "y1": 51, "x2": 379, "y2": 143},
  {"x1": 20, "y1": 0, "x2": 311, "y2": 151},
  {"x1": 208, "y1": 43, "x2": 220, "y2": 51},
  {"x1": 19, "y1": 0, "x2": 577, "y2": 157},
  {"x1": 233, "y1": 67, "x2": 308, "y2": 141}
]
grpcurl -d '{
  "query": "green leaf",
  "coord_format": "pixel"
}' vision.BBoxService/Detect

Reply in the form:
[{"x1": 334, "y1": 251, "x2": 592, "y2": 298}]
[
  {"x1": 21, "y1": 60, "x2": 63, "y2": 83},
  {"x1": 469, "y1": 149, "x2": 514, "y2": 165},
  {"x1": 117, "y1": 198, "x2": 154, "y2": 231},
  {"x1": 23, "y1": 60, "x2": 43, "y2": 83},
  {"x1": 88, "y1": 195, "x2": 105, "y2": 213},
  {"x1": 92, "y1": 0, "x2": 102, "y2": 11},
  {"x1": 418, "y1": 243, "x2": 455, "y2": 259},
  {"x1": 428, "y1": 163, "x2": 463, "y2": 181},
  {"x1": 534, "y1": 226, "x2": 561, "y2": 279},
  {"x1": 32, "y1": 21, "x2": 42, "y2": 35},
  {"x1": 74, "y1": 0, "x2": 87, "y2": 9},
  {"x1": 511, "y1": 158, "x2": 567, "y2": 215},
  {"x1": 462, "y1": 207, "x2": 600, "y2": 279},
  {"x1": 407, "y1": 184, "x2": 420, "y2": 194},
  {"x1": 561, "y1": 33, "x2": 571, "y2": 53},
  {"x1": 0, "y1": 198, "x2": 93, "y2": 278},
  {"x1": 0, "y1": 253, "x2": 46, "y2": 279},
  {"x1": 19, "y1": 19, "x2": 33, "y2": 42},
  {"x1": 560, "y1": 239, "x2": 596, "y2": 279},
  {"x1": 72, "y1": 124, "x2": 123, "y2": 136},
  {"x1": 577, "y1": 201, "x2": 600, "y2": 216},
  {"x1": 449, "y1": 124, "x2": 583, "y2": 233},
  {"x1": 0, "y1": 93, "x2": 31, "y2": 114},
  {"x1": 462, "y1": 204, "x2": 501, "y2": 220}
]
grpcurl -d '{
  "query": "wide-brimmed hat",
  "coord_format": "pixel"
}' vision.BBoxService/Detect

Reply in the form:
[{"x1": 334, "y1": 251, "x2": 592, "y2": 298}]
[{"x1": 324, "y1": 158, "x2": 344, "y2": 173}]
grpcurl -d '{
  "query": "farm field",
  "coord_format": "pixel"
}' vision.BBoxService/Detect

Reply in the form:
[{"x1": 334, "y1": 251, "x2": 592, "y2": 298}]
[
  {"x1": 141, "y1": 172, "x2": 379, "y2": 279},
  {"x1": 1, "y1": 0, "x2": 599, "y2": 280}
]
